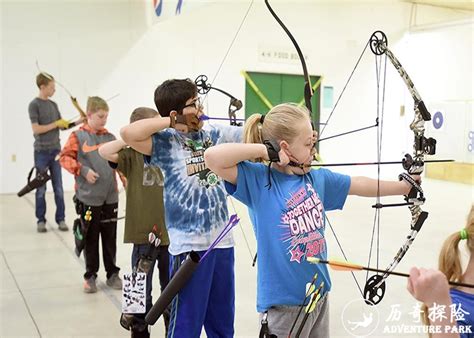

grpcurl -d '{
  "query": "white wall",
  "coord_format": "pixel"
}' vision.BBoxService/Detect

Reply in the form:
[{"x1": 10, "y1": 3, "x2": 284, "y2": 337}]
[
  {"x1": 403, "y1": 14, "x2": 473, "y2": 164},
  {"x1": 1, "y1": 1, "x2": 472, "y2": 193},
  {"x1": 1, "y1": 0, "x2": 149, "y2": 193}
]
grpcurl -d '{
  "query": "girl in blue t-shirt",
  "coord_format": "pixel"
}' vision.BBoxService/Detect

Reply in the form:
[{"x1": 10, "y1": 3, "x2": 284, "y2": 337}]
[
  {"x1": 417, "y1": 206, "x2": 474, "y2": 338},
  {"x1": 204, "y1": 103, "x2": 420, "y2": 337},
  {"x1": 408, "y1": 267, "x2": 464, "y2": 338}
]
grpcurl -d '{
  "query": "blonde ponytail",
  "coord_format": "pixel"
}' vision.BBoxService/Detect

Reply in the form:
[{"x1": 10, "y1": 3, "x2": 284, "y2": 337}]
[
  {"x1": 422, "y1": 205, "x2": 474, "y2": 332},
  {"x1": 243, "y1": 103, "x2": 312, "y2": 163}
]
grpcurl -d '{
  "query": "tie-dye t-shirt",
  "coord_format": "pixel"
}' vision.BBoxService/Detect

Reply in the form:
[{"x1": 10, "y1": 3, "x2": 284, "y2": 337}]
[
  {"x1": 148, "y1": 124, "x2": 242, "y2": 255},
  {"x1": 225, "y1": 161, "x2": 350, "y2": 312}
]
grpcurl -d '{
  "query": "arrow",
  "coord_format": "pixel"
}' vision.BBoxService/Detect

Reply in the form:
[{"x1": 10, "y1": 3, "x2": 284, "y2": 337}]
[
  {"x1": 295, "y1": 282, "x2": 324, "y2": 338},
  {"x1": 199, "y1": 115, "x2": 246, "y2": 122},
  {"x1": 288, "y1": 273, "x2": 318, "y2": 336},
  {"x1": 305, "y1": 159, "x2": 454, "y2": 168},
  {"x1": 307, "y1": 257, "x2": 474, "y2": 289},
  {"x1": 199, "y1": 115, "x2": 328, "y2": 125},
  {"x1": 200, "y1": 214, "x2": 240, "y2": 261}
]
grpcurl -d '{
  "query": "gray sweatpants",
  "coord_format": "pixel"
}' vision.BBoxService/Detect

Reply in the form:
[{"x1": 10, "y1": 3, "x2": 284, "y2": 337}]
[{"x1": 258, "y1": 293, "x2": 329, "y2": 338}]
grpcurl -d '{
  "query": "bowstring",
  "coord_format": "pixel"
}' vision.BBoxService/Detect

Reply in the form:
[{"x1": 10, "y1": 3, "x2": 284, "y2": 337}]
[
  {"x1": 203, "y1": 1, "x2": 256, "y2": 263},
  {"x1": 366, "y1": 51, "x2": 388, "y2": 283},
  {"x1": 321, "y1": 35, "x2": 391, "y2": 299},
  {"x1": 319, "y1": 40, "x2": 370, "y2": 138},
  {"x1": 202, "y1": 0, "x2": 255, "y2": 105},
  {"x1": 319, "y1": 38, "x2": 380, "y2": 300},
  {"x1": 228, "y1": 196, "x2": 255, "y2": 262}
]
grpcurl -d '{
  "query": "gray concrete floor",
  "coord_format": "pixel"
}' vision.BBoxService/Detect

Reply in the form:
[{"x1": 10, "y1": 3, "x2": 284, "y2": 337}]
[{"x1": 0, "y1": 178, "x2": 472, "y2": 337}]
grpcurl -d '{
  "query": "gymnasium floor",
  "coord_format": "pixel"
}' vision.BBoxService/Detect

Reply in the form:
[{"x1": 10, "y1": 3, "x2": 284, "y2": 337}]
[{"x1": 0, "y1": 178, "x2": 472, "y2": 337}]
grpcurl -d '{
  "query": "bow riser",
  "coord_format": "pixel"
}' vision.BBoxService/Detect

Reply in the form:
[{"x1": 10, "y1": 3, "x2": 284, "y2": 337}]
[{"x1": 411, "y1": 108, "x2": 437, "y2": 157}]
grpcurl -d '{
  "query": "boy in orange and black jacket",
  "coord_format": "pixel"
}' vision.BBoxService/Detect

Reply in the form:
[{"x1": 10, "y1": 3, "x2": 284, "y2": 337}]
[{"x1": 60, "y1": 96, "x2": 122, "y2": 293}]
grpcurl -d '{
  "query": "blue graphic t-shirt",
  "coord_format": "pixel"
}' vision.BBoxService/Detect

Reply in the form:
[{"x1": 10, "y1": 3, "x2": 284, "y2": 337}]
[
  {"x1": 225, "y1": 161, "x2": 351, "y2": 312},
  {"x1": 450, "y1": 288, "x2": 474, "y2": 337},
  {"x1": 149, "y1": 124, "x2": 242, "y2": 255}
]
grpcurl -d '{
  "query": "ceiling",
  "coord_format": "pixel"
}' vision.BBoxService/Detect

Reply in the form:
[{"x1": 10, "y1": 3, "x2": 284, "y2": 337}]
[{"x1": 403, "y1": 0, "x2": 474, "y2": 11}]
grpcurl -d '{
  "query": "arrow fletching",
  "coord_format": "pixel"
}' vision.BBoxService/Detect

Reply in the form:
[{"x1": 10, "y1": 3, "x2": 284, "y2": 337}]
[
  {"x1": 305, "y1": 293, "x2": 320, "y2": 313},
  {"x1": 148, "y1": 232, "x2": 156, "y2": 244},
  {"x1": 154, "y1": 238, "x2": 161, "y2": 247},
  {"x1": 228, "y1": 213, "x2": 239, "y2": 226},
  {"x1": 307, "y1": 257, "x2": 364, "y2": 272},
  {"x1": 306, "y1": 283, "x2": 315, "y2": 295},
  {"x1": 305, "y1": 282, "x2": 324, "y2": 314}
]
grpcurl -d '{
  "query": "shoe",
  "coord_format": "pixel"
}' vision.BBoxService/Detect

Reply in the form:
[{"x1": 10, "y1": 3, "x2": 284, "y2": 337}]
[
  {"x1": 83, "y1": 276, "x2": 97, "y2": 293},
  {"x1": 106, "y1": 273, "x2": 122, "y2": 290},
  {"x1": 131, "y1": 327, "x2": 150, "y2": 338},
  {"x1": 58, "y1": 221, "x2": 69, "y2": 231},
  {"x1": 37, "y1": 222, "x2": 47, "y2": 233}
]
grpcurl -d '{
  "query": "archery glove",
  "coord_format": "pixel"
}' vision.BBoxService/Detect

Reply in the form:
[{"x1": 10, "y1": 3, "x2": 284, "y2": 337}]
[
  {"x1": 263, "y1": 140, "x2": 282, "y2": 190},
  {"x1": 170, "y1": 114, "x2": 202, "y2": 132},
  {"x1": 263, "y1": 140, "x2": 281, "y2": 163},
  {"x1": 186, "y1": 114, "x2": 203, "y2": 132},
  {"x1": 55, "y1": 118, "x2": 71, "y2": 130}
]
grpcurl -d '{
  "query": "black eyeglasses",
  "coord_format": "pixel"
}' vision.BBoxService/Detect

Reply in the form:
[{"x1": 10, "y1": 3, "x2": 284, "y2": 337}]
[{"x1": 182, "y1": 97, "x2": 202, "y2": 110}]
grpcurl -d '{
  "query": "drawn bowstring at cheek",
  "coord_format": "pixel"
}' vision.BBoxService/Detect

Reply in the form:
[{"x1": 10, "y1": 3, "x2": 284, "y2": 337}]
[
  {"x1": 293, "y1": 141, "x2": 318, "y2": 169},
  {"x1": 288, "y1": 152, "x2": 306, "y2": 169}
]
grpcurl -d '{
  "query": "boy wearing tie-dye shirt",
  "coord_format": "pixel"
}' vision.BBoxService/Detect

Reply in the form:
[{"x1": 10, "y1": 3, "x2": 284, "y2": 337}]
[{"x1": 121, "y1": 79, "x2": 241, "y2": 338}]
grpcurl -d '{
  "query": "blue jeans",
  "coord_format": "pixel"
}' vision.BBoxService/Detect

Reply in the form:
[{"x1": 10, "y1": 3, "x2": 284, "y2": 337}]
[{"x1": 34, "y1": 149, "x2": 65, "y2": 224}]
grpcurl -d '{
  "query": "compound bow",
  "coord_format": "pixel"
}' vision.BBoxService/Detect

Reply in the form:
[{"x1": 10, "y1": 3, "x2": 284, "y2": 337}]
[
  {"x1": 195, "y1": 74, "x2": 244, "y2": 126},
  {"x1": 263, "y1": 1, "x2": 438, "y2": 311}
]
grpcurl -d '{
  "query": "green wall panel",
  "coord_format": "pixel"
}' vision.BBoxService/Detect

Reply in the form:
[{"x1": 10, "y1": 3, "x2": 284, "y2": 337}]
[{"x1": 244, "y1": 71, "x2": 321, "y2": 134}]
